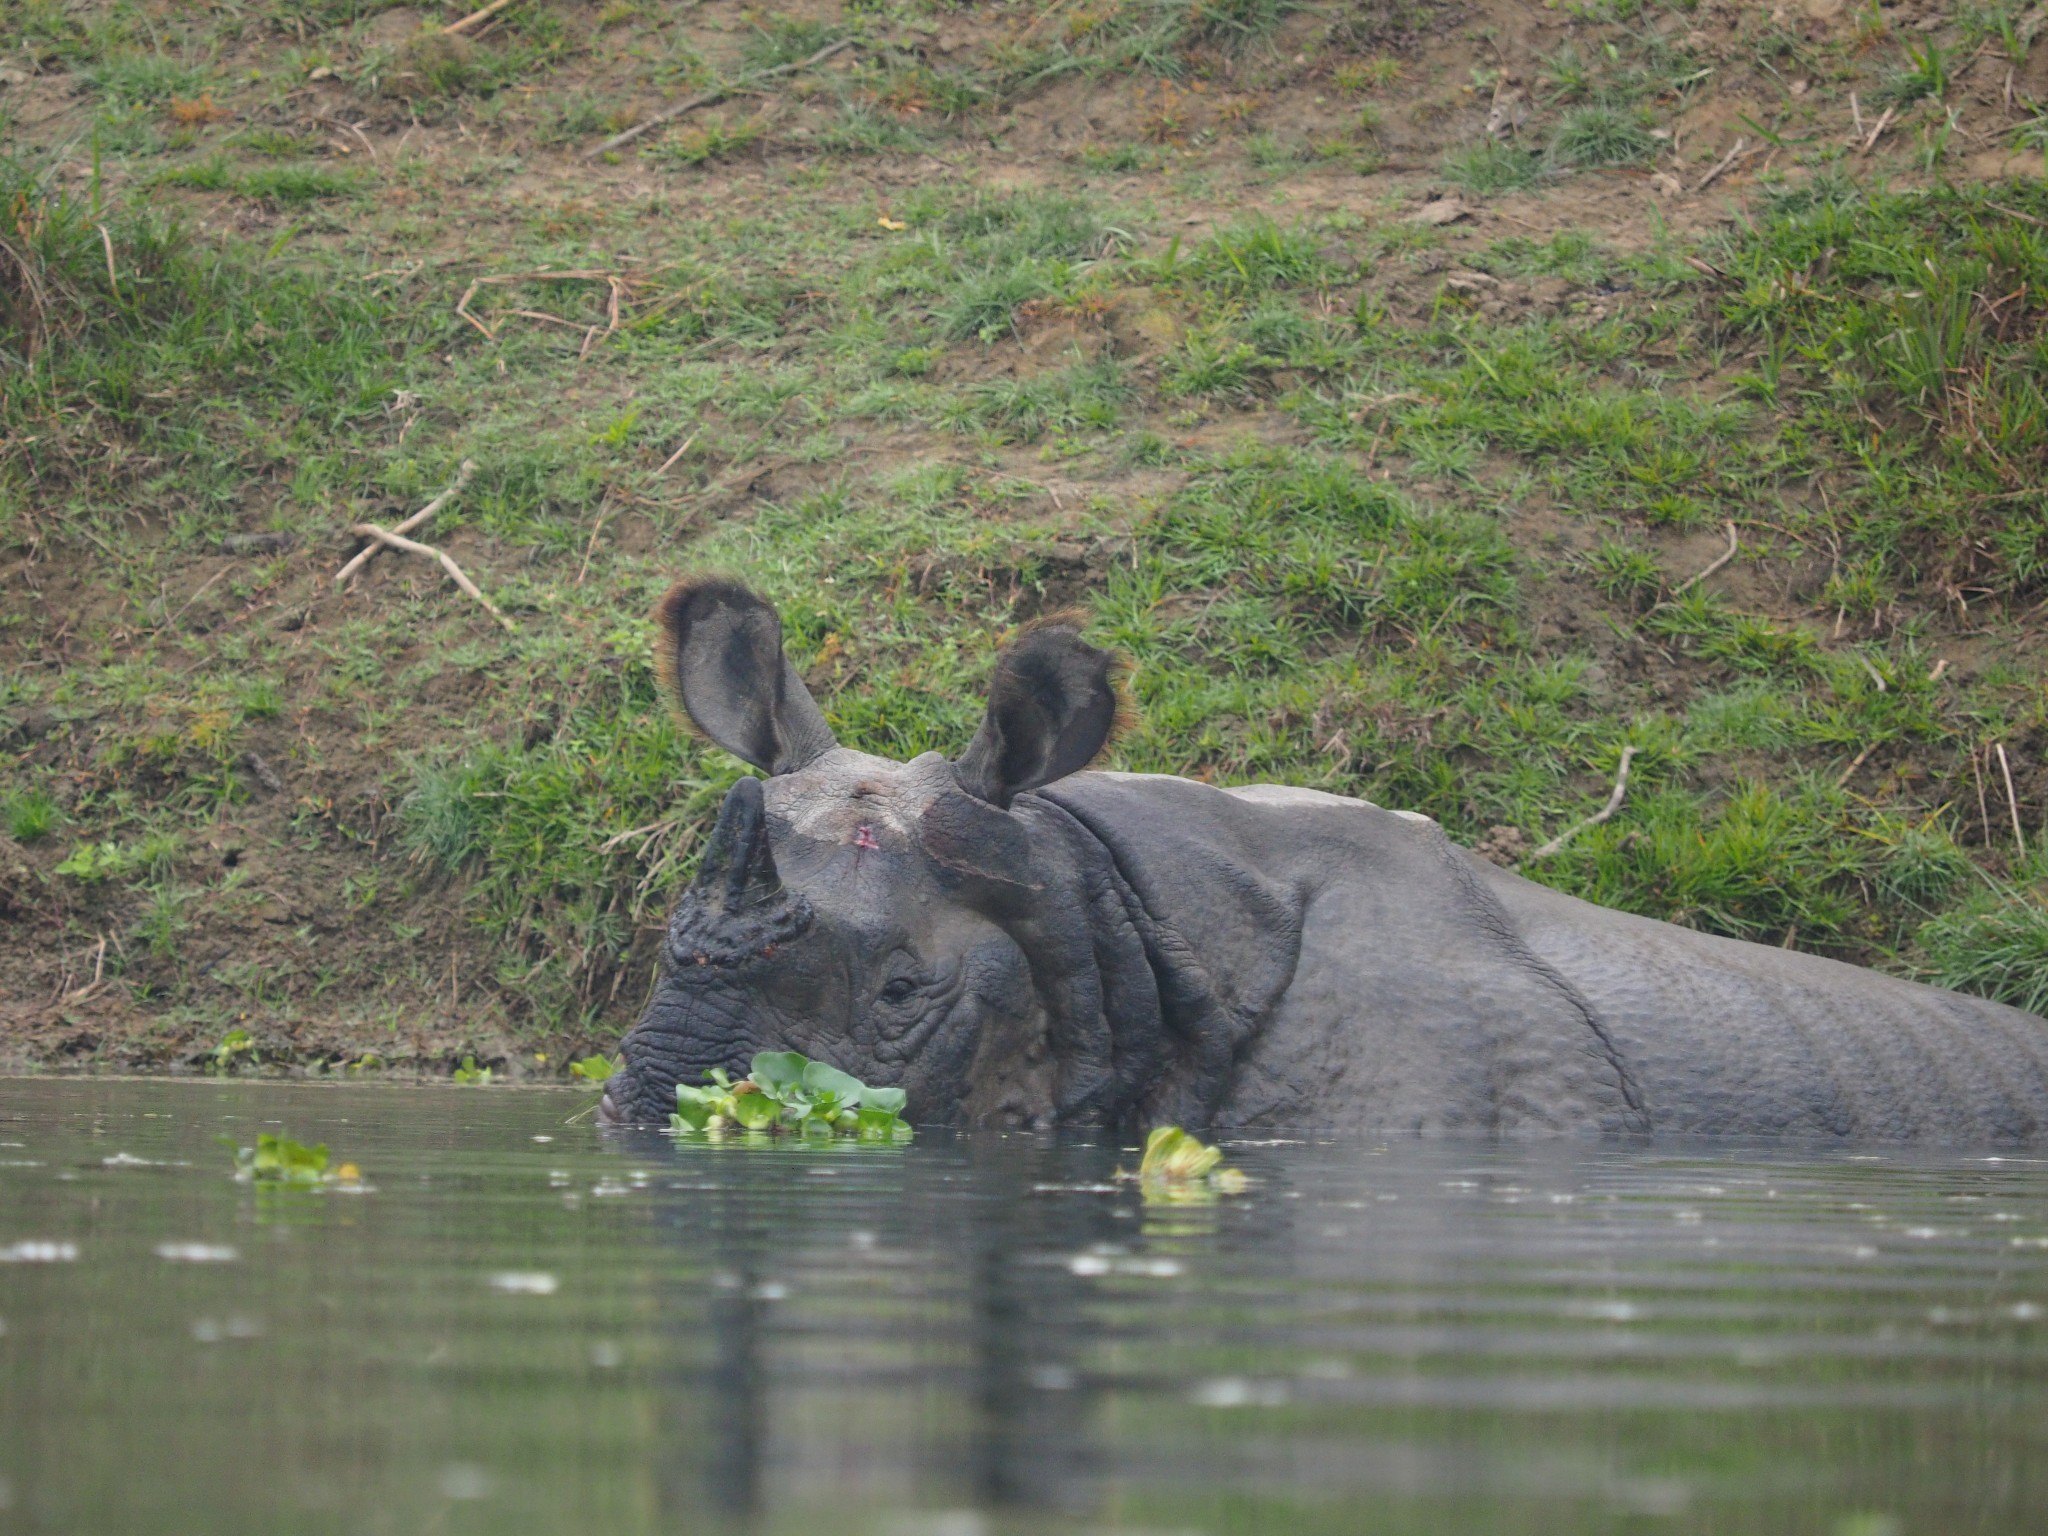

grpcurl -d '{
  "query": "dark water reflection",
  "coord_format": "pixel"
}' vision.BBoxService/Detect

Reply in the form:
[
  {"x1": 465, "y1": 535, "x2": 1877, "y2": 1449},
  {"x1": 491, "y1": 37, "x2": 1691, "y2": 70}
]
[{"x1": 2, "y1": 1080, "x2": 2046, "y2": 1535}]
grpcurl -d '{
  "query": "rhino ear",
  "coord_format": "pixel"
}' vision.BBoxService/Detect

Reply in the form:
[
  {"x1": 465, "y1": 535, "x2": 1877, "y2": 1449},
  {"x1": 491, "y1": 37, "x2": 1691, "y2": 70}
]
[
  {"x1": 955, "y1": 612, "x2": 1125, "y2": 809},
  {"x1": 655, "y1": 577, "x2": 837, "y2": 776}
]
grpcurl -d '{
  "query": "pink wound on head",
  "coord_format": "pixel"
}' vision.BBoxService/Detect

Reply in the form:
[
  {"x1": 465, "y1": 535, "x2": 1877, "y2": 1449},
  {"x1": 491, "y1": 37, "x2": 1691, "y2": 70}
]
[{"x1": 854, "y1": 824, "x2": 880, "y2": 851}]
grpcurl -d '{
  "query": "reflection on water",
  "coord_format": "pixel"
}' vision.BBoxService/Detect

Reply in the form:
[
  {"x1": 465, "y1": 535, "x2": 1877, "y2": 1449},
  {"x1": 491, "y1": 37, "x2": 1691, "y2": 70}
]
[{"x1": 1, "y1": 1079, "x2": 2046, "y2": 1535}]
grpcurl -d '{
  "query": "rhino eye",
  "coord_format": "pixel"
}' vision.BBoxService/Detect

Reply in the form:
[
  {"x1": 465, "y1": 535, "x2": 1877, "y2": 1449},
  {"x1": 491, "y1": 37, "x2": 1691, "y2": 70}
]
[{"x1": 878, "y1": 976, "x2": 919, "y2": 1006}]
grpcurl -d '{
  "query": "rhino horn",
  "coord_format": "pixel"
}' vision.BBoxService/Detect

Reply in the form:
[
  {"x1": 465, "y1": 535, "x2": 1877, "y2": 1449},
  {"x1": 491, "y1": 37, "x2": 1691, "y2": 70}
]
[{"x1": 693, "y1": 775, "x2": 783, "y2": 912}]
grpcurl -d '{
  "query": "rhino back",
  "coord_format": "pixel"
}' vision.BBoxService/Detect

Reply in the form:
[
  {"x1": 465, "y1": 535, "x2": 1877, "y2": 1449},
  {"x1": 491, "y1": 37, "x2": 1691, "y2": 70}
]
[
  {"x1": 1045, "y1": 773, "x2": 2048, "y2": 1142},
  {"x1": 1478, "y1": 863, "x2": 2048, "y2": 1141},
  {"x1": 1042, "y1": 775, "x2": 1643, "y2": 1134}
]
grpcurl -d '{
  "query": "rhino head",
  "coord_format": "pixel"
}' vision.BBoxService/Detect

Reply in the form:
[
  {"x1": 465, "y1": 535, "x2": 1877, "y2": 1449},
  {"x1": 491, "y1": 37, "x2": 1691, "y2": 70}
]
[{"x1": 598, "y1": 577, "x2": 1127, "y2": 1130}]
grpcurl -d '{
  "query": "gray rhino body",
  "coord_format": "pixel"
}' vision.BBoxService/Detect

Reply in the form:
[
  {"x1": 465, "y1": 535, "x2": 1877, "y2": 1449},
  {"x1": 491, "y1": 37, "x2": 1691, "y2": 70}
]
[{"x1": 600, "y1": 580, "x2": 2048, "y2": 1142}]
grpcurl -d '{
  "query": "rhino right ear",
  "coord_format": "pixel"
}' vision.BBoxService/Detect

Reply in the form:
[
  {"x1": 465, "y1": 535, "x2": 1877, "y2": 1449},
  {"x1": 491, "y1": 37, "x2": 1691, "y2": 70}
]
[
  {"x1": 655, "y1": 578, "x2": 837, "y2": 776},
  {"x1": 955, "y1": 612, "x2": 1126, "y2": 809}
]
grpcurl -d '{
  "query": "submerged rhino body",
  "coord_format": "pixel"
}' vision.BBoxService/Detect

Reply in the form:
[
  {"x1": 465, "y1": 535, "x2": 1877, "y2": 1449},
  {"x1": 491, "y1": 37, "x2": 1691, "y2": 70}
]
[{"x1": 602, "y1": 578, "x2": 2048, "y2": 1142}]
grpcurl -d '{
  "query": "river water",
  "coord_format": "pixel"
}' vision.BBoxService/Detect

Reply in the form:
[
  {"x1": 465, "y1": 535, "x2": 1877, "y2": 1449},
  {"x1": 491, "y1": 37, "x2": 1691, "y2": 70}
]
[{"x1": 1, "y1": 1079, "x2": 2045, "y2": 1534}]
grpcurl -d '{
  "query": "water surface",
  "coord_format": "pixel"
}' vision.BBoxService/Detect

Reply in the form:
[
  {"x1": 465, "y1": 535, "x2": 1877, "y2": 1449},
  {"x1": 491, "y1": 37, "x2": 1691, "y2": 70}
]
[{"x1": 1, "y1": 1078, "x2": 2045, "y2": 1535}]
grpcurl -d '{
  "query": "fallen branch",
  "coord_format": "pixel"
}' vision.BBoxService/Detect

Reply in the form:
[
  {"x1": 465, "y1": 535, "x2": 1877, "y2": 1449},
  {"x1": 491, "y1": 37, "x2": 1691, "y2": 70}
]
[
  {"x1": 1531, "y1": 747, "x2": 1638, "y2": 860},
  {"x1": 1676, "y1": 520, "x2": 1739, "y2": 592},
  {"x1": 454, "y1": 270, "x2": 629, "y2": 348},
  {"x1": 315, "y1": 114, "x2": 377, "y2": 160},
  {"x1": 1834, "y1": 742, "x2": 1876, "y2": 789},
  {"x1": 654, "y1": 428, "x2": 699, "y2": 477},
  {"x1": 348, "y1": 522, "x2": 515, "y2": 632},
  {"x1": 1694, "y1": 136, "x2": 1750, "y2": 192},
  {"x1": 1996, "y1": 742, "x2": 2026, "y2": 856},
  {"x1": 335, "y1": 458, "x2": 475, "y2": 586},
  {"x1": 443, "y1": 0, "x2": 514, "y2": 35},
  {"x1": 1988, "y1": 202, "x2": 2048, "y2": 231},
  {"x1": 585, "y1": 37, "x2": 854, "y2": 158}
]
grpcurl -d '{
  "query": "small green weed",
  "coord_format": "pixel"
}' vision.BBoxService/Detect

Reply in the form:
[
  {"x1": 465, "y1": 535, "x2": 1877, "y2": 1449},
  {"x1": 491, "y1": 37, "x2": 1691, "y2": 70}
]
[
  {"x1": 1180, "y1": 217, "x2": 1326, "y2": 296},
  {"x1": 224, "y1": 1132, "x2": 359, "y2": 1186},
  {"x1": 209, "y1": 1027, "x2": 256, "y2": 1075},
  {"x1": 1548, "y1": 106, "x2": 1657, "y2": 168},
  {"x1": 4, "y1": 788, "x2": 60, "y2": 842},
  {"x1": 1443, "y1": 141, "x2": 1540, "y2": 195}
]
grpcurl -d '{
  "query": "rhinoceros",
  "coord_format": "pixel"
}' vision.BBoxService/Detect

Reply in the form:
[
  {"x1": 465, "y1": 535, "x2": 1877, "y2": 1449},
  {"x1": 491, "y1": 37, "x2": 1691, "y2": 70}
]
[{"x1": 599, "y1": 578, "x2": 2048, "y2": 1141}]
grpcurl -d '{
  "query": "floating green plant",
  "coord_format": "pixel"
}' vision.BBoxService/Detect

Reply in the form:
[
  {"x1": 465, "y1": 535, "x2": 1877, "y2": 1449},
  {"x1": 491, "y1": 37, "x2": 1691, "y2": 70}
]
[
  {"x1": 672, "y1": 1052, "x2": 912, "y2": 1142},
  {"x1": 222, "y1": 1133, "x2": 360, "y2": 1187},
  {"x1": 1128, "y1": 1126, "x2": 1247, "y2": 1198},
  {"x1": 568, "y1": 1054, "x2": 615, "y2": 1082}
]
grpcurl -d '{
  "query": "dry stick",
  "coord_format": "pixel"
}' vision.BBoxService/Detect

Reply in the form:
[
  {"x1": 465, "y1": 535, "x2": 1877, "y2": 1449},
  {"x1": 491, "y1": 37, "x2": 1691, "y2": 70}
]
[
  {"x1": 455, "y1": 268, "x2": 627, "y2": 342},
  {"x1": 316, "y1": 114, "x2": 378, "y2": 160},
  {"x1": 162, "y1": 566, "x2": 228, "y2": 631},
  {"x1": 1860, "y1": 103, "x2": 1896, "y2": 156},
  {"x1": 585, "y1": 37, "x2": 854, "y2": 158},
  {"x1": 575, "y1": 495, "x2": 613, "y2": 588},
  {"x1": 1676, "y1": 520, "x2": 1739, "y2": 592},
  {"x1": 1973, "y1": 746, "x2": 1992, "y2": 846},
  {"x1": 335, "y1": 457, "x2": 476, "y2": 586},
  {"x1": 654, "y1": 428, "x2": 700, "y2": 477},
  {"x1": 350, "y1": 523, "x2": 515, "y2": 632},
  {"x1": 1850, "y1": 90, "x2": 1864, "y2": 139},
  {"x1": 1996, "y1": 742, "x2": 2027, "y2": 857},
  {"x1": 97, "y1": 223, "x2": 119, "y2": 300},
  {"x1": 1531, "y1": 747, "x2": 1639, "y2": 860},
  {"x1": 1988, "y1": 202, "x2": 2048, "y2": 230},
  {"x1": 1835, "y1": 742, "x2": 1876, "y2": 789},
  {"x1": 1694, "y1": 136, "x2": 1749, "y2": 192},
  {"x1": 443, "y1": 0, "x2": 514, "y2": 35}
]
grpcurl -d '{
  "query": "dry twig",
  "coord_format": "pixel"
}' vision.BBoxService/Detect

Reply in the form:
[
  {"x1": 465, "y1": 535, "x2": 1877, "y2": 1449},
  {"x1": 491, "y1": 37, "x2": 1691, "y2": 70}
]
[
  {"x1": 1531, "y1": 747, "x2": 1639, "y2": 859},
  {"x1": 654, "y1": 429, "x2": 699, "y2": 477},
  {"x1": 585, "y1": 37, "x2": 854, "y2": 157},
  {"x1": 335, "y1": 458, "x2": 475, "y2": 586},
  {"x1": 1694, "y1": 136, "x2": 1751, "y2": 192},
  {"x1": 1996, "y1": 742, "x2": 2026, "y2": 856},
  {"x1": 1834, "y1": 742, "x2": 1876, "y2": 789},
  {"x1": 444, "y1": 0, "x2": 514, "y2": 35},
  {"x1": 1676, "y1": 521, "x2": 1739, "y2": 592},
  {"x1": 349, "y1": 521, "x2": 515, "y2": 632},
  {"x1": 1860, "y1": 104, "x2": 1896, "y2": 156},
  {"x1": 455, "y1": 271, "x2": 630, "y2": 349}
]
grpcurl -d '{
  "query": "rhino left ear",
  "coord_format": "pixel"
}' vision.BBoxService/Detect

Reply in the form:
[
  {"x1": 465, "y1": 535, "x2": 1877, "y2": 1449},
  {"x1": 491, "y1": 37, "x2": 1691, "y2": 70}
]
[
  {"x1": 955, "y1": 613, "x2": 1125, "y2": 809},
  {"x1": 655, "y1": 577, "x2": 838, "y2": 776}
]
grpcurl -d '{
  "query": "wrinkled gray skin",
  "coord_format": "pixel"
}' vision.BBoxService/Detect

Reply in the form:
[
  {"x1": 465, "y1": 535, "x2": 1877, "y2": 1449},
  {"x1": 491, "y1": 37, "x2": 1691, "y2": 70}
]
[{"x1": 601, "y1": 579, "x2": 2048, "y2": 1142}]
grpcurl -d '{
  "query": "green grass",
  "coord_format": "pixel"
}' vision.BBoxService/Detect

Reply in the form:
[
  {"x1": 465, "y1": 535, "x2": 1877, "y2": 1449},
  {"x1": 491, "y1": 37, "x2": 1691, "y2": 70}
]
[
  {"x1": 1443, "y1": 141, "x2": 1542, "y2": 196},
  {"x1": 6, "y1": 4, "x2": 2048, "y2": 1066},
  {"x1": 1547, "y1": 105, "x2": 1659, "y2": 169}
]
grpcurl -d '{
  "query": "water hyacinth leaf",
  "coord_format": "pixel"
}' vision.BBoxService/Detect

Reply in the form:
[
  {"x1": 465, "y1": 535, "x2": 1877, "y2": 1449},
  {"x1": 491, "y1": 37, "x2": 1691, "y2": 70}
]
[
  {"x1": 749, "y1": 1052, "x2": 807, "y2": 1093},
  {"x1": 801, "y1": 1061, "x2": 866, "y2": 1104},
  {"x1": 223, "y1": 1132, "x2": 341, "y2": 1186},
  {"x1": 1139, "y1": 1126, "x2": 1225, "y2": 1182},
  {"x1": 667, "y1": 1049, "x2": 913, "y2": 1142},
  {"x1": 857, "y1": 1105, "x2": 902, "y2": 1139},
  {"x1": 569, "y1": 1054, "x2": 615, "y2": 1082},
  {"x1": 672, "y1": 1085, "x2": 716, "y2": 1131},
  {"x1": 862, "y1": 1086, "x2": 908, "y2": 1115}
]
